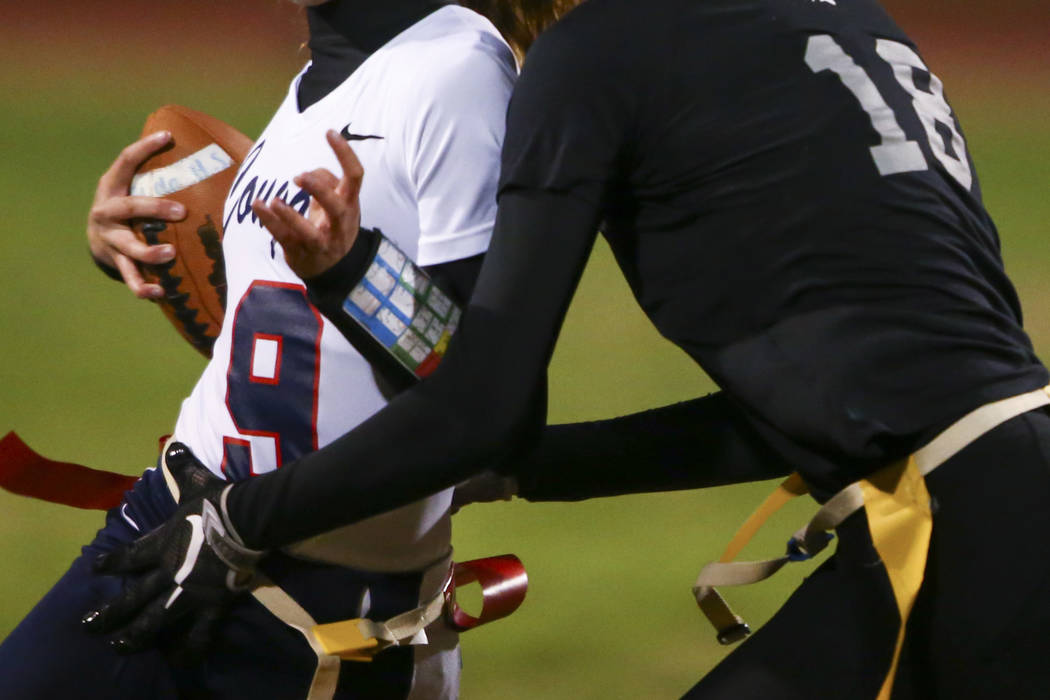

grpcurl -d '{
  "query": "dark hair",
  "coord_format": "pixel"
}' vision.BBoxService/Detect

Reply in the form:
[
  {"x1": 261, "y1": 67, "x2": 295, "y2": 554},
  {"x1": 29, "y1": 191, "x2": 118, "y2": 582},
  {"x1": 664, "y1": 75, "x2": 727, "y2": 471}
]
[{"x1": 460, "y1": 0, "x2": 577, "y2": 57}]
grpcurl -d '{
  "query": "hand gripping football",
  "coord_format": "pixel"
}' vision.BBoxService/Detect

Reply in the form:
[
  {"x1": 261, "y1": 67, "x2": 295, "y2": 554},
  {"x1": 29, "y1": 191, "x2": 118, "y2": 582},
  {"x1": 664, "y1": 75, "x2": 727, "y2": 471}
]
[{"x1": 131, "y1": 105, "x2": 253, "y2": 357}]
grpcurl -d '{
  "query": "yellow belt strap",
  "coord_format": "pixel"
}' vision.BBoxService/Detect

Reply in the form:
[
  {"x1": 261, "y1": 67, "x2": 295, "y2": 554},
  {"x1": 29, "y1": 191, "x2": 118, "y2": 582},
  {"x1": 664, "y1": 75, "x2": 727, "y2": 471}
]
[
  {"x1": 860, "y1": 456, "x2": 932, "y2": 700},
  {"x1": 720, "y1": 472, "x2": 809, "y2": 562},
  {"x1": 693, "y1": 473, "x2": 808, "y2": 642},
  {"x1": 311, "y1": 588, "x2": 448, "y2": 662}
]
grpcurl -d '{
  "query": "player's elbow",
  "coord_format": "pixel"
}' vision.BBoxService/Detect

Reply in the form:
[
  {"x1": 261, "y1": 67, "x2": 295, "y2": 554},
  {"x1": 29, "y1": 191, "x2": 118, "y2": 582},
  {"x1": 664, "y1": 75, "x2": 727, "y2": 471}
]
[{"x1": 460, "y1": 383, "x2": 540, "y2": 458}]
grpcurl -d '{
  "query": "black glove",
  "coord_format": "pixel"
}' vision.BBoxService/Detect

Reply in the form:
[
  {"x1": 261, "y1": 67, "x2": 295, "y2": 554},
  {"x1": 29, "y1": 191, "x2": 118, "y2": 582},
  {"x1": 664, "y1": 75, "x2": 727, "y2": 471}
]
[{"x1": 82, "y1": 442, "x2": 265, "y2": 655}]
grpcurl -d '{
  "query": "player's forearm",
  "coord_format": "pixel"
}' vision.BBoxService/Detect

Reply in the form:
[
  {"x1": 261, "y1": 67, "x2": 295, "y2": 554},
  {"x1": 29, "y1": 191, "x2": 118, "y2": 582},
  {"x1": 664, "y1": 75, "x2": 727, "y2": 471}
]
[
  {"x1": 224, "y1": 301, "x2": 551, "y2": 548},
  {"x1": 304, "y1": 229, "x2": 483, "y2": 393},
  {"x1": 225, "y1": 365, "x2": 529, "y2": 547},
  {"x1": 424, "y1": 253, "x2": 485, "y2": 307},
  {"x1": 512, "y1": 392, "x2": 794, "y2": 502},
  {"x1": 306, "y1": 229, "x2": 484, "y2": 312}
]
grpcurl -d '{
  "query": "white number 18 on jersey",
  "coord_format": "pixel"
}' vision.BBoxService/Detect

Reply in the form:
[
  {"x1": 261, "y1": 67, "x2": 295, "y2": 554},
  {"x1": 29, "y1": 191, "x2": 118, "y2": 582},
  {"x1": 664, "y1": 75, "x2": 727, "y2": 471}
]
[{"x1": 805, "y1": 35, "x2": 973, "y2": 190}]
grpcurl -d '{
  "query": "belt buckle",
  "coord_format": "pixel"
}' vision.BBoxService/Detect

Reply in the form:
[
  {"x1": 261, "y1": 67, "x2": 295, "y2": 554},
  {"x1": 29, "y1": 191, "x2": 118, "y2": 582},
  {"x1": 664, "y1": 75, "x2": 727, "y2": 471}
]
[
  {"x1": 716, "y1": 622, "x2": 752, "y2": 645},
  {"x1": 311, "y1": 618, "x2": 381, "y2": 662}
]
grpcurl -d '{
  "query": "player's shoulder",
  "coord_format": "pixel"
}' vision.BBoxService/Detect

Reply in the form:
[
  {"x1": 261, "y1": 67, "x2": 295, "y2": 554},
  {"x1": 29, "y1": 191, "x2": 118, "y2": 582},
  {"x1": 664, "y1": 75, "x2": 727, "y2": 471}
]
[
  {"x1": 384, "y1": 6, "x2": 517, "y2": 88},
  {"x1": 513, "y1": 0, "x2": 654, "y2": 110},
  {"x1": 535, "y1": 0, "x2": 908, "y2": 51},
  {"x1": 528, "y1": 0, "x2": 629, "y2": 58},
  {"x1": 522, "y1": 0, "x2": 666, "y2": 84}
]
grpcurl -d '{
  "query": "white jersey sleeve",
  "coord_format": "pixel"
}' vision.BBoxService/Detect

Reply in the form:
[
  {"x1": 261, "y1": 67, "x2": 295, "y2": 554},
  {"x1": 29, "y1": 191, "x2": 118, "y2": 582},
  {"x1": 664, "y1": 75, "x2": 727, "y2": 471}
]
[{"x1": 402, "y1": 26, "x2": 516, "y2": 266}]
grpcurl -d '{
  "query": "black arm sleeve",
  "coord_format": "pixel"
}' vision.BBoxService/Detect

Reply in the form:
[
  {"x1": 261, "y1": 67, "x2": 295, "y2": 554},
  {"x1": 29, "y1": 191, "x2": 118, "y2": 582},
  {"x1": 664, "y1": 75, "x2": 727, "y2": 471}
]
[
  {"x1": 513, "y1": 392, "x2": 794, "y2": 502},
  {"x1": 227, "y1": 189, "x2": 601, "y2": 548},
  {"x1": 304, "y1": 226, "x2": 486, "y2": 392},
  {"x1": 423, "y1": 254, "x2": 484, "y2": 306},
  {"x1": 306, "y1": 231, "x2": 483, "y2": 311}
]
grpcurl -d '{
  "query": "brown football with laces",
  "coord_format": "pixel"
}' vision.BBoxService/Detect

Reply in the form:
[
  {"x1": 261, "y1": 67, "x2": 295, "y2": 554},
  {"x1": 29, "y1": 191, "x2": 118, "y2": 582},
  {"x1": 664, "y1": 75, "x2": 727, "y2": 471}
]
[{"x1": 131, "y1": 105, "x2": 253, "y2": 357}]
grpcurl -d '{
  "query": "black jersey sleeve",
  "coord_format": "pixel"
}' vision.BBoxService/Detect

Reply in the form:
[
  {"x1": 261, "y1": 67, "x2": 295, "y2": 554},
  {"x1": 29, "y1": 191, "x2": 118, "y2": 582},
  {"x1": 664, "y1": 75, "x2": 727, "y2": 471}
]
[{"x1": 513, "y1": 392, "x2": 794, "y2": 502}]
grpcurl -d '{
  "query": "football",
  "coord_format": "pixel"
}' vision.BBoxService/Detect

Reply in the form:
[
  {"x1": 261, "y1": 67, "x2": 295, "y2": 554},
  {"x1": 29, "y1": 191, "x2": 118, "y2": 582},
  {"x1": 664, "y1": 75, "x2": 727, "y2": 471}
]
[{"x1": 131, "y1": 105, "x2": 253, "y2": 357}]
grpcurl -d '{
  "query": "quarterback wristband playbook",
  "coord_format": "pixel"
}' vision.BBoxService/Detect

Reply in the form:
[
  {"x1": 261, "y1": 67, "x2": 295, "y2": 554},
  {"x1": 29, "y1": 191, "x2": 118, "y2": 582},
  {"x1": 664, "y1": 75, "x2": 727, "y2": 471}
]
[{"x1": 306, "y1": 227, "x2": 462, "y2": 392}]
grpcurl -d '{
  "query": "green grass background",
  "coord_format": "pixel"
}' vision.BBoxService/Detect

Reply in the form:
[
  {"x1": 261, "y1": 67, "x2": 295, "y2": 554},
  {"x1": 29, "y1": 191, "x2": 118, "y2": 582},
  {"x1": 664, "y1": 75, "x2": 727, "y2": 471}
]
[{"x1": 0, "y1": 2, "x2": 1047, "y2": 697}]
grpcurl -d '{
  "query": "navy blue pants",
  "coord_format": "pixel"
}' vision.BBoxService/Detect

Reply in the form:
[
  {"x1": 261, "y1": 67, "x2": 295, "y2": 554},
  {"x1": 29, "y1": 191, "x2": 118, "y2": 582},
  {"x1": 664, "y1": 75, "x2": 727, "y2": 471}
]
[
  {"x1": 0, "y1": 466, "x2": 425, "y2": 699},
  {"x1": 685, "y1": 408, "x2": 1050, "y2": 699}
]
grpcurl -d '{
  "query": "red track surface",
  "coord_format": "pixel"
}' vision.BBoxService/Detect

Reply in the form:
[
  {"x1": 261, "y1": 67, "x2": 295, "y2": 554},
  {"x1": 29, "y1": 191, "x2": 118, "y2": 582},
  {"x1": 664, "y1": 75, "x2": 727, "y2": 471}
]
[
  {"x1": 2, "y1": 2, "x2": 1044, "y2": 131},
  {"x1": 4, "y1": 0, "x2": 1046, "y2": 77},
  {"x1": 3, "y1": 1, "x2": 307, "y2": 79}
]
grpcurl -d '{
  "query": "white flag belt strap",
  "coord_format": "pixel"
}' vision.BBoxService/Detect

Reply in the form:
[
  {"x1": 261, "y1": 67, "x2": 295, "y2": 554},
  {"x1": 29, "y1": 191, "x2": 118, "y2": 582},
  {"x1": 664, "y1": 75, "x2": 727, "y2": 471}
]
[
  {"x1": 913, "y1": 387, "x2": 1050, "y2": 475},
  {"x1": 307, "y1": 565, "x2": 454, "y2": 662},
  {"x1": 251, "y1": 570, "x2": 448, "y2": 692},
  {"x1": 693, "y1": 385, "x2": 1050, "y2": 644},
  {"x1": 251, "y1": 580, "x2": 342, "y2": 700},
  {"x1": 308, "y1": 554, "x2": 530, "y2": 661},
  {"x1": 354, "y1": 583, "x2": 448, "y2": 647}
]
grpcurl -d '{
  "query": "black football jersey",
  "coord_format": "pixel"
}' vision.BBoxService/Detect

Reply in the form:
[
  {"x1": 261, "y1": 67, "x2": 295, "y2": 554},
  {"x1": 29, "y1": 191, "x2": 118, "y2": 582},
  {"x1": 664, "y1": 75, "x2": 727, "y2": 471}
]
[
  {"x1": 231, "y1": 0, "x2": 1047, "y2": 545},
  {"x1": 494, "y1": 0, "x2": 1048, "y2": 491}
]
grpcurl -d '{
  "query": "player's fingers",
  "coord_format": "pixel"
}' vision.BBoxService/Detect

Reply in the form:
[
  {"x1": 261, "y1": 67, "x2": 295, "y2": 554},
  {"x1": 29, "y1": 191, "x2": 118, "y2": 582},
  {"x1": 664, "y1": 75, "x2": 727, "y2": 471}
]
[
  {"x1": 108, "y1": 582, "x2": 185, "y2": 654},
  {"x1": 270, "y1": 198, "x2": 325, "y2": 247},
  {"x1": 114, "y1": 254, "x2": 164, "y2": 300},
  {"x1": 327, "y1": 129, "x2": 364, "y2": 203},
  {"x1": 82, "y1": 567, "x2": 170, "y2": 636},
  {"x1": 295, "y1": 171, "x2": 348, "y2": 225},
  {"x1": 93, "y1": 528, "x2": 167, "y2": 575},
  {"x1": 97, "y1": 131, "x2": 173, "y2": 199},
  {"x1": 163, "y1": 442, "x2": 224, "y2": 500},
  {"x1": 173, "y1": 605, "x2": 223, "y2": 662},
  {"x1": 301, "y1": 167, "x2": 340, "y2": 191},
  {"x1": 101, "y1": 228, "x2": 176, "y2": 266},
  {"x1": 253, "y1": 199, "x2": 309, "y2": 251},
  {"x1": 252, "y1": 201, "x2": 287, "y2": 239},
  {"x1": 91, "y1": 195, "x2": 186, "y2": 227}
]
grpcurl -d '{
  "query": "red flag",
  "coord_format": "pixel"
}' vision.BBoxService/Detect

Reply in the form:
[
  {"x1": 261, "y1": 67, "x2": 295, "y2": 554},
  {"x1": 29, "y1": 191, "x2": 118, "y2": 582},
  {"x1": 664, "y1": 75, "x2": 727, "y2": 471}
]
[
  {"x1": 445, "y1": 554, "x2": 528, "y2": 631},
  {"x1": 0, "y1": 431, "x2": 137, "y2": 510}
]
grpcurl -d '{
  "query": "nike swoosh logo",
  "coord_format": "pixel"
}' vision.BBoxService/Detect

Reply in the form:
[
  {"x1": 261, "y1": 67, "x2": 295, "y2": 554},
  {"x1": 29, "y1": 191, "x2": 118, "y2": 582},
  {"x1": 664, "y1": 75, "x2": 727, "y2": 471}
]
[
  {"x1": 340, "y1": 123, "x2": 384, "y2": 142},
  {"x1": 174, "y1": 514, "x2": 206, "y2": 586},
  {"x1": 121, "y1": 503, "x2": 141, "y2": 532}
]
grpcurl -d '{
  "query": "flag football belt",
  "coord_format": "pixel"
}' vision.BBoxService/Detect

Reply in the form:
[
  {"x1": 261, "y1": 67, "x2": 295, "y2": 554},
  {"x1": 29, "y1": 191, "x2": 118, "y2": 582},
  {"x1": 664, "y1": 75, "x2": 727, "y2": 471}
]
[
  {"x1": 304, "y1": 553, "x2": 528, "y2": 662},
  {"x1": 158, "y1": 437, "x2": 527, "y2": 671},
  {"x1": 0, "y1": 434, "x2": 528, "y2": 676},
  {"x1": 251, "y1": 551, "x2": 527, "y2": 655},
  {"x1": 694, "y1": 384, "x2": 1050, "y2": 700},
  {"x1": 245, "y1": 555, "x2": 527, "y2": 700}
]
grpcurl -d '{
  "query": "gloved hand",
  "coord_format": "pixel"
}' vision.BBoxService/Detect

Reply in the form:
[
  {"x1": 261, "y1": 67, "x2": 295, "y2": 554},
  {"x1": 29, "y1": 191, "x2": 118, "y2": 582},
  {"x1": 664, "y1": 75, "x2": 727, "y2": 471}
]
[
  {"x1": 450, "y1": 470, "x2": 518, "y2": 514},
  {"x1": 82, "y1": 442, "x2": 264, "y2": 655}
]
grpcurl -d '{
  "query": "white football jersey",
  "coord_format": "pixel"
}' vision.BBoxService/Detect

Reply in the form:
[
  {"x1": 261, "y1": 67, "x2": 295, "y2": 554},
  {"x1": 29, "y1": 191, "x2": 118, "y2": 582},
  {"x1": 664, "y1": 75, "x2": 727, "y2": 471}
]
[{"x1": 173, "y1": 6, "x2": 516, "y2": 572}]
